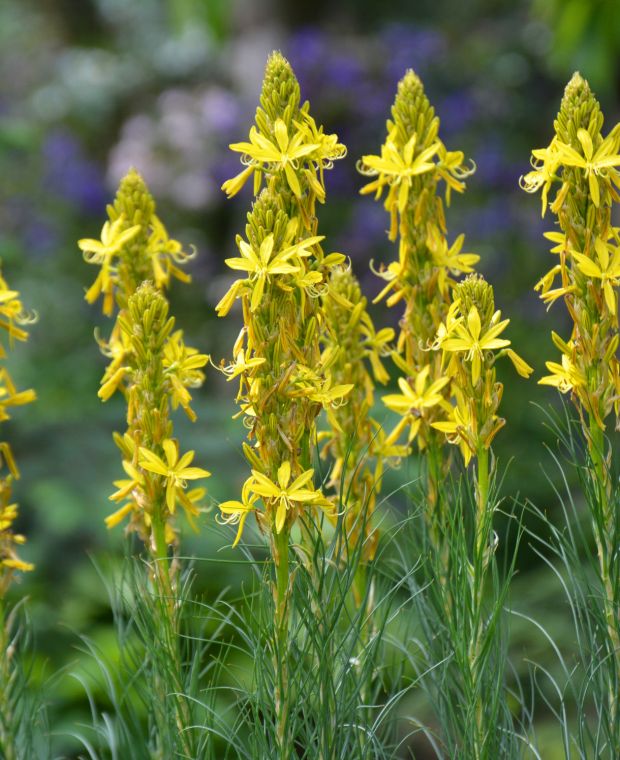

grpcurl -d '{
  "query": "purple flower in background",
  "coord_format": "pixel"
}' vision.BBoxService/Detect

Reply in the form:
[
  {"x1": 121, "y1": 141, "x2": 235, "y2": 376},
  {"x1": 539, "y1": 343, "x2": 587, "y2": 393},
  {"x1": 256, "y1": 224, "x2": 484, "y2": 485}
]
[
  {"x1": 474, "y1": 137, "x2": 521, "y2": 189},
  {"x1": 42, "y1": 130, "x2": 106, "y2": 215},
  {"x1": 437, "y1": 91, "x2": 476, "y2": 138},
  {"x1": 23, "y1": 214, "x2": 59, "y2": 257},
  {"x1": 286, "y1": 27, "x2": 328, "y2": 89},
  {"x1": 461, "y1": 197, "x2": 516, "y2": 240},
  {"x1": 200, "y1": 87, "x2": 243, "y2": 137},
  {"x1": 336, "y1": 202, "x2": 388, "y2": 262},
  {"x1": 380, "y1": 23, "x2": 446, "y2": 80},
  {"x1": 324, "y1": 53, "x2": 364, "y2": 91}
]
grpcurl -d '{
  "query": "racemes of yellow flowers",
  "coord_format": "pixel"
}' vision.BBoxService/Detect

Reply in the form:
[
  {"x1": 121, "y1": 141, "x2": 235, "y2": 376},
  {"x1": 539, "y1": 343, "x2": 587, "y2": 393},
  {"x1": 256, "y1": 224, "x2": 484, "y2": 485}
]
[
  {"x1": 0, "y1": 272, "x2": 36, "y2": 597},
  {"x1": 432, "y1": 275, "x2": 532, "y2": 466},
  {"x1": 217, "y1": 52, "x2": 350, "y2": 547},
  {"x1": 523, "y1": 71, "x2": 620, "y2": 725},
  {"x1": 359, "y1": 69, "x2": 478, "y2": 513},
  {"x1": 521, "y1": 72, "x2": 620, "y2": 436},
  {"x1": 80, "y1": 171, "x2": 209, "y2": 560}
]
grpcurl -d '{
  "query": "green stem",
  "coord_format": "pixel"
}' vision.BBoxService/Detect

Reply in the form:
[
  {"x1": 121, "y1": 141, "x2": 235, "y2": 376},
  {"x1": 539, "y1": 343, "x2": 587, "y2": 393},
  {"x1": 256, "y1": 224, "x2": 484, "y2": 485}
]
[
  {"x1": 151, "y1": 510, "x2": 173, "y2": 602},
  {"x1": 273, "y1": 526, "x2": 291, "y2": 755},
  {"x1": 150, "y1": 510, "x2": 194, "y2": 758},
  {"x1": 588, "y1": 417, "x2": 619, "y2": 732},
  {"x1": 468, "y1": 445, "x2": 491, "y2": 759},
  {"x1": 0, "y1": 599, "x2": 16, "y2": 760}
]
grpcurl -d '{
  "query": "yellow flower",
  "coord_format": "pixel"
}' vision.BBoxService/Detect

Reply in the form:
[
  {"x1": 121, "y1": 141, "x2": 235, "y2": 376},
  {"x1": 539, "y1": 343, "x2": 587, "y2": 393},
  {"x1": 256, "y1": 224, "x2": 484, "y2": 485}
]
[
  {"x1": 572, "y1": 237, "x2": 620, "y2": 314},
  {"x1": 225, "y1": 233, "x2": 323, "y2": 312},
  {"x1": 432, "y1": 396, "x2": 476, "y2": 466},
  {"x1": 539, "y1": 353, "x2": 586, "y2": 393},
  {"x1": 519, "y1": 139, "x2": 561, "y2": 217},
  {"x1": 435, "y1": 144, "x2": 474, "y2": 202},
  {"x1": 250, "y1": 461, "x2": 320, "y2": 533},
  {"x1": 383, "y1": 366, "x2": 450, "y2": 444},
  {"x1": 229, "y1": 120, "x2": 319, "y2": 197},
  {"x1": 79, "y1": 216, "x2": 140, "y2": 312},
  {"x1": 163, "y1": 331, "x2": 208, "y2": 421},
  {"x1": 139, "y1": 440, "x2": 211, "y2": 513},
  {"x1": 360, "y1": 134, "x2": 440, "y2": 213},
  {"x1": 147, "y1": 215, "x2": 194, "y2": 288},
  {"x1": 428, "y1": 231, "x2": 480, "y2": 291},
  {"x1": 440, "y1": 305, "x2": 511, "y2": 384},
  {"x1": 220, "y1": 348, "x2": 266, "y2": 382},
  {"x1": 0, "y1": 369, "x2": 36, "y2": 421},
  {"x1": 554, "y1": 128, "x2": 620, "y2": 207},
  {"x1": 221, "y1": 164, "x2": 256, "y2": 199},
  {"x1": 219, "y1": 476, "x2": 258, "y2": 547},
  {"x1": 0, "y1": 502, "x2": 34, "y2": 575}
]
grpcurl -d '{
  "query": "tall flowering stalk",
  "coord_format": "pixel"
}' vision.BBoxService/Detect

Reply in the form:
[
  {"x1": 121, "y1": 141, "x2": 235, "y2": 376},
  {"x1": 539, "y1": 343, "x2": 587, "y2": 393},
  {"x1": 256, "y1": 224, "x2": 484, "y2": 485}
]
[
  {"x1": 358, "y1": 70, "x2": 478, "y2": 532},
  {"x1": 80, "y1": 170, "x2": 209, "y2": 757},
  {"x1": 80, "y1": 169, "x2": 209, "y2": 582},
  {"x1": 318, "y1": 266, "x2": 400, "y2": 604},
  {"x1": 429, "y1": 274, "x2": 531, "y2": 757},
  {"x1": 217, "y1": 51, "x2": 348, "y2": 752},
  {"x1": 521, "y1": 72, "x2": 620, "y2": 736},
  {"x1": 0, "y1": 272, "x2": 36, "y2": 760}
]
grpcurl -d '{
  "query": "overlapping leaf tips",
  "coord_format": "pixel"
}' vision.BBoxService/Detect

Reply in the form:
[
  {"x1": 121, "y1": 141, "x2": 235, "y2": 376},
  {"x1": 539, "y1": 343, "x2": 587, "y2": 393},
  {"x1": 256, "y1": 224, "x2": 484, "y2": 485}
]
[
  {"x1": 218, "y1": 53, "x2": 349, "y2": 544},
  {"x1": 0, "y1": 271, "x2": 36, "y2": 597},
  {"x1": 80, "y1": 170, "x2": 209, "y2": 550}
]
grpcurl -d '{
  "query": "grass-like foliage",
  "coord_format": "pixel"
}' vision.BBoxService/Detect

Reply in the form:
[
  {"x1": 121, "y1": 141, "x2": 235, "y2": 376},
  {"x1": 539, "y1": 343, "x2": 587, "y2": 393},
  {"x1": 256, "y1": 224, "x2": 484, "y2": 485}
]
[
  {"x1": 0, "y1": 602, "x2": 49, "y2": 760},
  {"x1": 521, "y1": 404, "x2": 620, "y2": 758},
  {"x1": 393, "y1": 464, "x2": 536, "y2": 759},
  {"x1": 199, "y1": 503, "x2": 410, "y2": 759},
  {"x1": 68, "y1": 557, "x2": 226, "y2": 760}
]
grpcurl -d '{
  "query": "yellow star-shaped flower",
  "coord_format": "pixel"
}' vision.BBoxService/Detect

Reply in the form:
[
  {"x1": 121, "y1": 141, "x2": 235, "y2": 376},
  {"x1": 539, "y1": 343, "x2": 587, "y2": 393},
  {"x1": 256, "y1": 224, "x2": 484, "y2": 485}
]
[
  {"x1": 139, "y1": 440, "x2": 211, "y2": 514},
  {"x1": 250, "y1": 461, "x2": 320, "y2": 534}
]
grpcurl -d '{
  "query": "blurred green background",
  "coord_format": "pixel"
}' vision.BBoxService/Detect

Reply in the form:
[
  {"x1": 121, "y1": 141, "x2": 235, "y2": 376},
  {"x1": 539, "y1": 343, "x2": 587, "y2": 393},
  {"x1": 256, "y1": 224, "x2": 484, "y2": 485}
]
[{"x1": 2, "y1": 0, "x2": 619, "y2": 756}]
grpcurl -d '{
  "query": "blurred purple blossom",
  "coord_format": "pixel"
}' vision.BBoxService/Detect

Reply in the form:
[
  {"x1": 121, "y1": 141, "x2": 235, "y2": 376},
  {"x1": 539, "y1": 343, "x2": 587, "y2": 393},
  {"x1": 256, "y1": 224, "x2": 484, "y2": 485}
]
[
  {"x1": 42, "y1": 130, "x2": 106, "y2": 215},
  {"x1": 380, "y1": 23, "x2": 446, "y2": 80},
  {"x1": 336, "y1": 201, "x2": 388, "y2": 262},
  {"x1": 437, "y1": 91, "x2": 476, "y2": 138},
  {"x1": 474, "y1": 138, "x2": 522, "y2": 189}
]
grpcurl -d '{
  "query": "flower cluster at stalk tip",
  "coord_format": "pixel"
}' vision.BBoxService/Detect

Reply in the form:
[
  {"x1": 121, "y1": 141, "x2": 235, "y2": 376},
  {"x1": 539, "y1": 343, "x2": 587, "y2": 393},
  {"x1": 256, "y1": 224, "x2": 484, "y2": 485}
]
[
  {"x1": 359, "y1": 69, "x2": 533, "y2": 534},
  {"x1": 432, "y1": 275, "x2": 533, "y2": 465},
  {"x1": 218, "y1": 52, "x2": 351, "y2": 546},
  {"x1": 521, "y1": 72, "x2": 620, "y2": 435},
  {"x1": 80, "y1": 170, "x2": 209, "y2": 551},
  {"x1": 358, "y1": 70, "x2": 478, "y2": 506},
  {"x1": 0, "y1": 272, "x2": 36, "y2": 596}
]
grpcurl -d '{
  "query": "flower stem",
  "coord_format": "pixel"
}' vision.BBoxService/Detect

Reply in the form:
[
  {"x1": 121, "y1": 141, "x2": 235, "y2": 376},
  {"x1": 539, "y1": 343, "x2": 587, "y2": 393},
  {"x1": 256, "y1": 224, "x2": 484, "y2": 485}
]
[
  {"x1": 150, "y1": 509, "x2": 194, "y2": 758},
  {"x1": 0, "y1": 600, "x2": 16, "y2": 760},
  {"x1": 588, "y1": 416, "x2": 619, "y2": 732},
  {"x1": 273, "y1": 526, "x2": 291, "y2": 754},
  {"x1": 468, "y1": 445, "x2": 491, "y2": 759}
]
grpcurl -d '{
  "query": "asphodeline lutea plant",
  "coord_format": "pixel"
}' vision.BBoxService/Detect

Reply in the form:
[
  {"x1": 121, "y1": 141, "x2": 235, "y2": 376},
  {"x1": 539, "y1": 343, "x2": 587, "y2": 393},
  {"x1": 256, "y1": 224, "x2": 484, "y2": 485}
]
[
  {"x1": 520, "y1": 73, "x2": 620, "y2": 450},
  {"x1": 431, "y1": 274, "x2": 531, "y2": 755},
  {"x1": 217, "y1": 52, "x2": 349, "y2": 752},
  {"x1": 79, "y1": 170, "x2": 210, "y2": 581},
  {"x1": 433, "y1": 274, "x2": 533, "y2": 475},
  {"x1": 0, "y1": 272, "x2": 36, "y2": 598},
  {"x1": 358, "y1": 69, "x2": 478, "y2": 518},
  {"x1": 318, "y1": 266, "x2": 402, "y2": 597},
  {"x1": 358, "y1": 70, "x2": 479, "y2": 539},
  {"x1": 521, "y1": 71, "x2": 620, "y2": 731},
  {"x1": 217, "y1": 52, "x2": 349, "y2": 547},
  {"x1": 0, "y1": 268, "x2": 35, "y2": 760}
]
